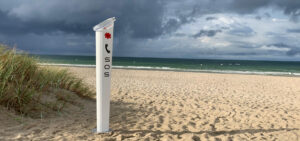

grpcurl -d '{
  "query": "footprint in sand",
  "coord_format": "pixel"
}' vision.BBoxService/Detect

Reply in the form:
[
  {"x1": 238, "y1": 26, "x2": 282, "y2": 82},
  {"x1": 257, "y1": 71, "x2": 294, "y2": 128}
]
[{"x1": 188, "y1": 121, "x2": 196, "y2": 128}]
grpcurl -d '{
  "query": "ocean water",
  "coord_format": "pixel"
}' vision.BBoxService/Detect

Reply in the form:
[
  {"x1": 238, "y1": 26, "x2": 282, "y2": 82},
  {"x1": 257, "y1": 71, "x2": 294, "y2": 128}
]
[{"x1": 35, "y1": 55, "x2": 300, "y2": 76}]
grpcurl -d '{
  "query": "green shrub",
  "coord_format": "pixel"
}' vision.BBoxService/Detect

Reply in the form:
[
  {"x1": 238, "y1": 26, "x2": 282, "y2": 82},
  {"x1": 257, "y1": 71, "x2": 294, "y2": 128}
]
[{"x1": 0, "y1": 44, "x2": 92, "y2": 114}]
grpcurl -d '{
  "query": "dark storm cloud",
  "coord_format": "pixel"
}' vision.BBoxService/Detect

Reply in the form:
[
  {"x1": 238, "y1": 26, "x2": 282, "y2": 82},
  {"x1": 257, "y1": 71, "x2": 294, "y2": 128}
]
[
  {"x1": 144, "y1": 0, "x2": 300, "y2": 41},
  {"x1": 183, "y1": 0, "x2": 300, "y2": 22},
  {"x1": 163, "y1": 15, "x2": 195, "y2": 34},
  {"x1": 0, "y1": 0, "x2": 165, "y2": 39},
  {"x1": 287, "y1": 29, "x2": 300, "y2": 33},
  {"x1": 264, "y1": 13, "x2": 271, "y2": 18},
  {"x1": 254, "y1": 13, "x2": 271, "y2": 20},
  {"x1": 174, "y1": 33, "x2": 186, "y2": 37},
  {"x1": 229, "y1": 0, "x2": 300, "y2": 21},
  {"x1": 193, "y1": 29, "x2": 222, "y2": 38},
  {"x1": 229, "y1": 26, "x2": 255, "y2": 37},
  {"x1": 287, "y1": 48, "x2": 300, "y2": 56},
  {"x1": 161, "y1": 19, "x2": 180, "y2": 34},
  {"x1": 255, "y1": 16, "x2": 262, "y2": 20},
  {"x1": 206, "y1": 16, "x2": 218, "y2": 21},
  {"x1": 266, "y1": 43, "x2": 300, "y2": 56},
  {"x1": 1, "y1": 0, "x2": 300, "y2": 38},
  {"x1": 0, "y1": 0, "x2": 300, "y2": 59},
  {"x1": 267, "y1": 43, "x2": 290, "y2": 48},
  {"x1": 0, "y1": 10, "x2": 92, "y2": 35},
  {"x1": 229, "y1": 0, "x2": 272, "y2": 14},
  {"x1": 277, "y1": 0, "x2": 300, "y2": 21}
]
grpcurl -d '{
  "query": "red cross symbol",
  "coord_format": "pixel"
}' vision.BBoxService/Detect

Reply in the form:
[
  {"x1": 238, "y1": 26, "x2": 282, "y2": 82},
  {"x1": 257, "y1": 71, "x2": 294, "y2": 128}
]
[{"x1": 105, "y1": 33, "x2": 111, "y2": 39}]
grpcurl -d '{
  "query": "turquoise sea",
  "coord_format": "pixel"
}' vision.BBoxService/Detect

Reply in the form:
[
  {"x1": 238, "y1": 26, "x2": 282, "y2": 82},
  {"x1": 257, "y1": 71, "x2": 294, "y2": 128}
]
[{"x1": 34, "y1": 55, "x2": 300, "y2": 76}]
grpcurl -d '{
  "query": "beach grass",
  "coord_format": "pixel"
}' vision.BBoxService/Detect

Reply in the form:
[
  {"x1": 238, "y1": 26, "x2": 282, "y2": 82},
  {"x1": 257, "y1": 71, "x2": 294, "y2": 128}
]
[{"x1": 0, "y1": 44, "x2": 92, "y2": 115}]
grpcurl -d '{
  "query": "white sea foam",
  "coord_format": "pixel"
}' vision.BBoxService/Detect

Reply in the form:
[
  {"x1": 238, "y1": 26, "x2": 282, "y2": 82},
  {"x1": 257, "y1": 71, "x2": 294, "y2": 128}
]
[
  {"x1": 38, "y1": 63, "x2": 96, "y2": 68},
  {"x1": 38, "y1": 63, "x2": 300, "y2": 76},
  {"x1": 113, "y1": 66, "x2": 300, "y2": 76},
  {"x1": 113, "y1": 66, "x2": 172, "y2": 70}
]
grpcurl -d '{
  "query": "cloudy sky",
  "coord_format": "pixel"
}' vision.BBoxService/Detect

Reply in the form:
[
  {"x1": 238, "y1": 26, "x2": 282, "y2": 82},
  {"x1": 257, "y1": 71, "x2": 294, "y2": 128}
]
[{"x1": 0, "y1": 0, "x2": 300, "y2": 61}]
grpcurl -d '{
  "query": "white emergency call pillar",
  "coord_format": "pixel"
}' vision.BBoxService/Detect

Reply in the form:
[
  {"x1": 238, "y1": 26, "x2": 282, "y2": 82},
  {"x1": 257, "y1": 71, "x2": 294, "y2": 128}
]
[{"x1": 93, "y1": 17, "x2": 116, "y2": 133}]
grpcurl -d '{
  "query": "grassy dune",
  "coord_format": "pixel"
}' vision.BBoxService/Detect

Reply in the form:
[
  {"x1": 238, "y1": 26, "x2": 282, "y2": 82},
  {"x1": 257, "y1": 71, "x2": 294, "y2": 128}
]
[{"x1": 0, "y1": 44, "x2": 92, "y2": 116}]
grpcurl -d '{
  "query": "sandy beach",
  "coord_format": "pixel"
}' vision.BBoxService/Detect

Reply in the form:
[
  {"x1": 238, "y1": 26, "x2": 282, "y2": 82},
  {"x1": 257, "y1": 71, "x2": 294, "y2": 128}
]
[{"x1": 1, "y1": 67, "x2": 300, "y2": 141}]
